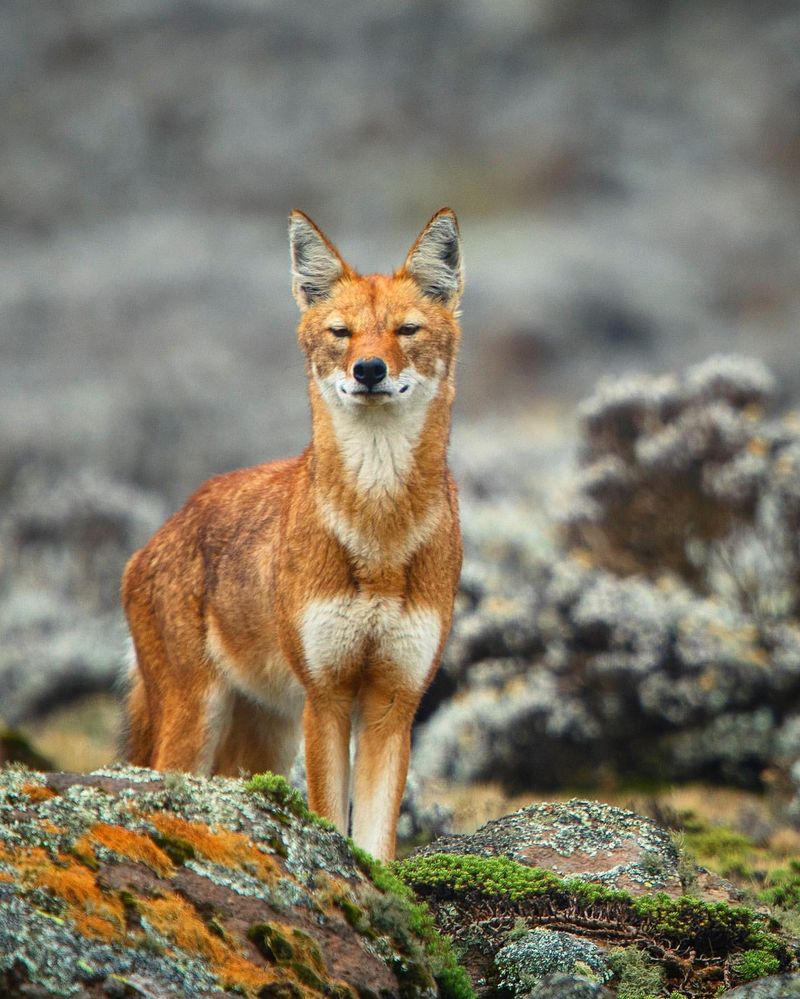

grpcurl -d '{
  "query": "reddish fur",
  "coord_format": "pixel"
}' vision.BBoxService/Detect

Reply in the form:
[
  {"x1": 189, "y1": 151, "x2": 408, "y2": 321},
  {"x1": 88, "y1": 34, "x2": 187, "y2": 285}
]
[{"x1": 122, "y1": 209, "x2": 463, "y2": 859}]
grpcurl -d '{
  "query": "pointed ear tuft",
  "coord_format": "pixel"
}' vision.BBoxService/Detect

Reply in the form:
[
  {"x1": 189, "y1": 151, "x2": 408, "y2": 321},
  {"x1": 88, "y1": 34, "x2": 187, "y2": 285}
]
[
  {"x1": 403, "y1": 208, "x2": 463, "y2": 306},
  {"x1": 288, "y1": 211, "x2": 349, "y2": 311}
]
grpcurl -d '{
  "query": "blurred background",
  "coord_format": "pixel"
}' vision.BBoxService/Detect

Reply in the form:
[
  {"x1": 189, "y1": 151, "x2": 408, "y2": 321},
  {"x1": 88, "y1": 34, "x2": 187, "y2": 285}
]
[{"x1": 3, "y1": 0, "x2": 800, "y2": 878}]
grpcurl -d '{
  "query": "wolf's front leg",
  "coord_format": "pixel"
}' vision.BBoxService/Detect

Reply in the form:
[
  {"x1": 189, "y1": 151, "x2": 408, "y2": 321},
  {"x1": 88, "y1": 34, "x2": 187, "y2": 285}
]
[
  {"x1": 351, "y1": 679, "x2": 420, "y2": 861},
  {"x1": 303, "y1": 688, "x2": 353, "y2": 834}
]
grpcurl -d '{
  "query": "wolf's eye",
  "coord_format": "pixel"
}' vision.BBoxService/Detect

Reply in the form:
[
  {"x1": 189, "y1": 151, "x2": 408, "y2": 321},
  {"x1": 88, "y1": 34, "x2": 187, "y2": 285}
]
[
  {"x1": 328, "y1": 326, "x2": 351, "y2": 338},
  {"x1": 397, "y1": 323, "x2": 420, "y2": 336}
]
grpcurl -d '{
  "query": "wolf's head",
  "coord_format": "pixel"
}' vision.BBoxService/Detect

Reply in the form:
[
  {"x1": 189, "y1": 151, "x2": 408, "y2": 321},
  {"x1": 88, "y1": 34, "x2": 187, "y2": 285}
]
[{"x1": 288, "y1": 209, "x2": 463, "y2": 414}]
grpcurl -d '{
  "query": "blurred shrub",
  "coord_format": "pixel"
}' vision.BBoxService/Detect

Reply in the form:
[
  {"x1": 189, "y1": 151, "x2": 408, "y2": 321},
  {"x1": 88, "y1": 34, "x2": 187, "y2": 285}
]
[
  {"x1": 563, "y1": 355, "x2": 800, "y2": 612},
  {"x1": 415, "y1": 356, "x2": 800, "y2": 801},
  {"x1": 0, "y1": 468, "x2": 164, "y2": 722}
]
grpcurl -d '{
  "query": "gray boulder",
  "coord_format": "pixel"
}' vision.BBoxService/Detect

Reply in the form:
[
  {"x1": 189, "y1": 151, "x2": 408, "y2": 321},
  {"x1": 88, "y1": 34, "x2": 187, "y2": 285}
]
[
  {"x1": 0, "y1": 765, "x2": 465, "y2": 998},
  {"x1": 494, "y1": 930, "x2": 612, "y2": 996},
  {"x1": 521, "y1": 975, "x2": 613, "y2": 999},
  {"x1": 397, "y1": 799, "x2": 792, "y2": 998},
  {"x1": 720, "y1": 974, "x2": 800, "y2": 997}
]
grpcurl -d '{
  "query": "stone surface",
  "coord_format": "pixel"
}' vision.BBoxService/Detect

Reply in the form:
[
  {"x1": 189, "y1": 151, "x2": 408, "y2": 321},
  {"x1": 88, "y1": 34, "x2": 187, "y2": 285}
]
[
  {"x1": 398, "y1": 799, "x2": 790, "y2": 997},
  {"x1": 721, "y1": 974, "x2": 800, "y2": 997},
  {"x1": 494, "y1": 930, "x2": 611, "y2": 996},
  {"x1": 414, "y1": 799, "x2": 739, "y2": 902},
  {"x1": 522, "y1": 975, "x2": 613, "y2": 999},
  {"x1": 0, "y1": 765, "x2": 455, "y2": 998}
]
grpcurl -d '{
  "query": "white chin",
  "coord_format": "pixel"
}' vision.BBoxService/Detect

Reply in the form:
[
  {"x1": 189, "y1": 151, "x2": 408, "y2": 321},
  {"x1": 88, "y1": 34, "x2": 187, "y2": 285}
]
[{"x1": 347, "y1": 392, "x2": 394, "y2": 406}]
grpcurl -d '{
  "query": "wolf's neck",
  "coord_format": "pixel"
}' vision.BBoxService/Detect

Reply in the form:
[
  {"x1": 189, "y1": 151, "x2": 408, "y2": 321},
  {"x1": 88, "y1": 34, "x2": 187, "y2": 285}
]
[
  {"x1": 326, "y1": 401, "x2": 434, "y2": 496},
  {"x1": 308, "y1": 393, "x2": 451, "y2": 546}
]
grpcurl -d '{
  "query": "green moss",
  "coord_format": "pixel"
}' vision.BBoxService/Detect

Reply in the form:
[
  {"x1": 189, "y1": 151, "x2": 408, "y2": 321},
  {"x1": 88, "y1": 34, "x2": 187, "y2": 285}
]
[
  {"x1": 760, "y1": 859, "x2": 800, "y2": 909},
  {"x1": 670, "y1": 832, "x2": 699, "y2": 896},
  {"x1": 337, "y1": 895, "x2": 369, "y2": 933},
  {"x1": 244, "y1": 773, "x2": 335, "y2": 830},
  {"x1": 265, "y1": 833, "x2": 289, "y2": 858},
  {"x1": 257, "y1": 983, "x2": 303, "y2": 999},
  {"x1": 207, "y1": 917, "x2": 227, "y2": 940},
  {"x1": 632, "y1": 892, "x2": 765, "y2": 953},
  {"x1": 330, "y1": 986, "x2": 357, "y2": 999},
  {"x1": 396, "y1": 852, "x2": 790, "y2": 967},
  {"x1": 640, "y1": 848, "x2": 670, "y2": 880},
  {"x1": 395, "y1": 853, "x2": 630, "y2": 906},
  {"x1": 506, "y1": 917, "x2": 530, "y2": 942},
  {"x1": 150, "y1": 831, "x2": 196, "y2": 865},
  {"x1": 573, "y1": 960, "x2": 601, "y2": 983},
  {"x1": 732, "y1": 948, "x2": 781, "y2": 982},
  {"x1": 118, "y1": 890, "x2": 138, "y2": 914},
  {"x1": 342, "y1": 843, "x2": 474, "y2": 999},
  {"x1": 607, "y1": 947, "x2": 664, "y2": 999},
  {"x1": 683, "y1": 826, "x2": 756, "y2": 880},
  {"x1": 70, "y1": 846, "x2": 100, "y2": 872},
  {"x1": 291, "y1": 928, "x2": 325, "y2": 971},
  {"x1": 247, "y1": 923, "x2": 295, "y2": 962},
  {"x1": 396, "y1": 852, "x2": 562, "y2": 902},
  {"x1": 289, "y1": 959, "x2": 327, "y2": 991}
]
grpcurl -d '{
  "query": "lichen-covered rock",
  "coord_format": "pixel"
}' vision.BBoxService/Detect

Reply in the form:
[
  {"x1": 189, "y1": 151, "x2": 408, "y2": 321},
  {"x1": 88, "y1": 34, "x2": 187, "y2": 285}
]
[
  {"x1": 519, "y1": 974, "x2": 613, "y2": 999},
  {"x1": 412, "y1": 799, "x2": 738, "y2": 901},
  {"x1": 396, "y1": 800, "x2": 793, "y2": 997},
  {"x1": 414, "y1": 552, "x2": 800, "y2": 792},
  {"x1": 494, "y1": 929, "x2": 611, "y2": 996},
  {"x1": 564, "y1": 355, "x2": 777, "y2": 582},
  {"x1": 0, "y1": 765, "x2": 469, "y2": 998}
]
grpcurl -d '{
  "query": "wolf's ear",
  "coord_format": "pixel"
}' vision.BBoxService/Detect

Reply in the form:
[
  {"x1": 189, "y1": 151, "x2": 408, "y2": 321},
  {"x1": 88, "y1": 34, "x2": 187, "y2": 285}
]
[
  {"x1": 289, "y1": 211, "x2": 350, "y2": 311},
  {"x1": 402, "y1": 208, "x2": 463, "y2": 307}
]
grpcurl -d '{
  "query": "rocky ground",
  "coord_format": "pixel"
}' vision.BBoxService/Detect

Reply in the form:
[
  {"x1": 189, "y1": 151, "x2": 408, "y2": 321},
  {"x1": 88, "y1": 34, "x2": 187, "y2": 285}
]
[
  {"x1": 401, "y1": 799, "x2": 799, "y2": 998},
  {"x1": 0, "y1": 765, "x2": 470, "y2": 999},
  {"x1": 1, "y1": 767, "x2": 798, "y2": 998}
]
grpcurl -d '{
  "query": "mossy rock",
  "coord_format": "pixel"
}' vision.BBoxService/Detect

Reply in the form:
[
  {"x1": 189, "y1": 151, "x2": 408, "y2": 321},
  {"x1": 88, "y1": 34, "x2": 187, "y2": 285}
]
[
  {"x1": 396, "y1": 800, "x2": 799, "y2": 998},
  {"x1": 411, "y1": 799, "x2": 739, "y2": 902},
  {"x1": 0, "y1": 765, "x2": 470, "y2": 998}
]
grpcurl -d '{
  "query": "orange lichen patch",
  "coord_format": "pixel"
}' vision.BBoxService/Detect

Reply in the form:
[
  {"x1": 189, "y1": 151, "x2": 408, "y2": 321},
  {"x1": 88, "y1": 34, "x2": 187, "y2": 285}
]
[
  {"x1": 40, "y1": 820, "x2": 64, "y2": 835},
  {"x1": 139, "y1": 895, "x2": 274, "y2": 995},
  {"x1": 20, "y1": 782, "x2": 57, "y2": 802},
  {"x1": 76, "y1": 822, "x2": 175, "y2": 878},
  {"x1": 14, "y1": 847, "x2": 125, "y2": 942},
  {"x1": 0, "y1": 871, "x2": 14, "y2": 883},
  {"x1": 146, "y1": 813, "x2": 277, "y2": 880}
]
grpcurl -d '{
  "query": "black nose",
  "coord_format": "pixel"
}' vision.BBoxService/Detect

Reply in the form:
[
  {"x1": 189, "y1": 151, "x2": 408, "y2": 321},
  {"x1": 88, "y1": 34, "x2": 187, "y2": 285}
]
[{"x1": 353, "y1": 357, "x2": 387, "y2": 389}]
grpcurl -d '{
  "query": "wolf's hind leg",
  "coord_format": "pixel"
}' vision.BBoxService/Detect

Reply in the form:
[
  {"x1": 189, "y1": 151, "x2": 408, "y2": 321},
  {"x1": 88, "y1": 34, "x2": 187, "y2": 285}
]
[{"x1": 125, "y1": 668, "x2": 153, "y2": 766}]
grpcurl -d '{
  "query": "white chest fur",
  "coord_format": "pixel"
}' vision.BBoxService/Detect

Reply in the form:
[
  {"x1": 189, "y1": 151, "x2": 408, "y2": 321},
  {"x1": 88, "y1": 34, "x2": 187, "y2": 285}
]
[{"x1": 299, "y1": 595, "x2": 441, "y2": 689}]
